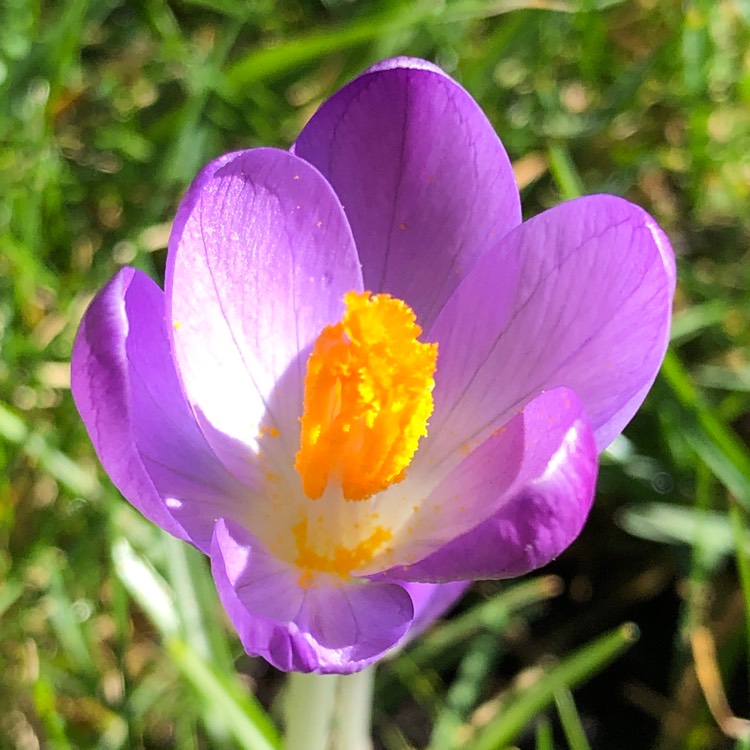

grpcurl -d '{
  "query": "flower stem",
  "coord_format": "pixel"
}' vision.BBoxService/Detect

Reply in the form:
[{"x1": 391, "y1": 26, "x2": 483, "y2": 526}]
[
  {"x1": 283, "y1": 672, "x2": 339, "y2": 750},
  {"x1": 282, "y1": 667, "x2": 376, "y2": 750},
  {"x1": 333, "y1": 666, "x2": 375, "y2": 750}
]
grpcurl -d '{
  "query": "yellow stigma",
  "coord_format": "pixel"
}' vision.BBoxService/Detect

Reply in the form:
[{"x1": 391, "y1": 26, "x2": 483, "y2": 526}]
[{"x1": 295, "y1": 291, "x2": 437, "y2": 501}]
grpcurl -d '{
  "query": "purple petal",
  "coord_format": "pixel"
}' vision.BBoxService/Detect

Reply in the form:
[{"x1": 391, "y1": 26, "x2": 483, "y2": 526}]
[
  {"x1": 364, "y1": 57, "x2": 450, "y2": 75},
  {"x1": 293, "y1": 58, "x2": 521, "y2": 330},
  {"x1": 391, "y1": 390, "x2": 598, "y2": 581},
  {"x1": 424, "y1": 194, "x2": 675, "y2": 469},
  {"x1": 373, "y1": 387, "x2": 595, "y2": 574},
  {"x1": 399, "y1": 581, "x2": 469, "y2": 639},
  {"x1": 211, "y1": 519, "x2": 414, "y2": 674},
  {"x1": 71, "y1": 268, "x2": 248, "y2": 552},
  {"x1": 165, "y1": 148, "x2": 362, "y2": 482}
]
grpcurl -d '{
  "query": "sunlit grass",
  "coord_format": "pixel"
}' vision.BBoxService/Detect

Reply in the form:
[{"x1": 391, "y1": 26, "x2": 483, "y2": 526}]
[{"x1": 1, "y1": 0, "x2": 749, "y2": 747}]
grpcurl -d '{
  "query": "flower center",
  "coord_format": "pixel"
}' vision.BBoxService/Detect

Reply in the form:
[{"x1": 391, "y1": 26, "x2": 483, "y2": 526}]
[
  {"x1": 295, "y1": 291, "x2": 437, "y2": 501},
  {"x1": 292, "y1": 517, "x2": 392, "y2": 584}
]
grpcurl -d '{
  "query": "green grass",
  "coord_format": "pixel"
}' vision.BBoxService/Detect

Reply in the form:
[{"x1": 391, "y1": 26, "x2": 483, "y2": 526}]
[{"x1": 1, "y1": 0, "x2": 750, "y2": 748}]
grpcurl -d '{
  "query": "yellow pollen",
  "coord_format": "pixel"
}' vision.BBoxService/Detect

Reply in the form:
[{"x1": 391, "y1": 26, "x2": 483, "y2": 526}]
[
  {"x1": 295, "y1": 291, "x2": 437, "y2": 501},
  {"x1": 256, "y1": 424, "x2": 280, "y2": 439},
  {"x1": 293, "y1": 517, "x2": 392, "y2": 583}
]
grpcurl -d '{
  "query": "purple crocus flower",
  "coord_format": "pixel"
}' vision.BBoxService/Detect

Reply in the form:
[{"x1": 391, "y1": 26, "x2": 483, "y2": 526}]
[{"x1": 72, "y1": 58, "x2": 675, "y2": 674}]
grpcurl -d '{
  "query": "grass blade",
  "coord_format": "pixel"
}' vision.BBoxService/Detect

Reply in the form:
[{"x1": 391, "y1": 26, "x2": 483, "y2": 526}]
[
  {"x1": 225, "y1": 0, "x2": 623, "y2": 91},
  {"x1": 112, "y1": 536, "x2": 280, "y2": 750},
  {"x1": 660, "y1": 351, "x2": 750, "y2": 510},
  {"x1": 0, "y1": 402, "x2": 100, "y2": 497},
  {"x1": 554, "y1": 687, "x2": 592, "y2": 750},
  {"x1": 410, "y1": 576, "x2": 562, "y2": 667},
  {"x1": 535, "y1": 716, "x2": 554, "y2": 750},
  {"x1": 169, "y1": 639, "x2": 281, "y2": 750},
  {"x1": 465, "y1": 623, "x2": 638, "y2": 750},
  {"x1": 429, "y1": 632, "x2": 501, "y2": 749}
]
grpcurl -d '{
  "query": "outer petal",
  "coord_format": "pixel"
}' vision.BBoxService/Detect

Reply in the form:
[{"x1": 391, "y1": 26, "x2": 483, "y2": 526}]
[
  {"x1": 424, "y1": 194, "x2": 675, "y2": 470},
  {"x1": 71, "y1": 268, "x2": 247, "y2": 552},
  {"x1": 166, "y1": 148, "x2": 363, "y2": 482},
  {"x1": 399, "y1": 581, "x2": 469, "y2": 639},
  {"x1": 391, "y1": 393, "x2": 598, "y2": 581},
  {"x1": 211, "y1": 519, "x2": 414, "y2": 674},
  {"x1": 293, "y1": 57, "x2": 521, "y2": 330},
  {"x1": 370, "y1": 388, "x2": 595, "y2": 574}
]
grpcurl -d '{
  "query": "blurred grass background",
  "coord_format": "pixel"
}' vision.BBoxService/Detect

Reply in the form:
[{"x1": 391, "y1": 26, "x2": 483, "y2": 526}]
[{"x1": 1, "y1": 0, "x2": 749, "y2": 748}]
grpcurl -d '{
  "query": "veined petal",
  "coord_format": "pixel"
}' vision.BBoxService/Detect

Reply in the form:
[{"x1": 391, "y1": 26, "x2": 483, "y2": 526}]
[
  {"x1": 166, "y1": 148, "x2": 363, "y2": 482},
  {"x1": 367, "y1": 388, "x2": 594, "y2": 574},
  {"x1": 71, "y1": 268, "x2": 248, "y2": 553},
  {"x1": 293, "y1": 57, "x2": 521, "y2": 330},
  {"x1": 423, "y1": 194, "x2": 675, "y2": 470},
  {"x1": 389, "y1": 391, "x2": 597, "y2": 581},
  {"x1": 211, "y1": 519, "x2": 414, "y2": 674}
]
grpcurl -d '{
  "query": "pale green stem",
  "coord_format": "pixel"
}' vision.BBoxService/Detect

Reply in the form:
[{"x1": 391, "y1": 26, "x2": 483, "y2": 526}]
[
  {"x1": 333, "y1": 666, "x2": 375, "y2": 750},
  {"x1": 283, "y1": 667, "x2": 376, "y2": 750},
  {"x1": 283, "y1": 672, "x2": 339, "y2": 750}
]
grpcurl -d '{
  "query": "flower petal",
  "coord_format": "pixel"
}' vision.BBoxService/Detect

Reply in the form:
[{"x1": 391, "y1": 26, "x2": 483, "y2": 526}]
[
  {"x1": 211, "y1": 519, "x2": 414, "y2": 674},
  {"x1": 293, "y1": 57, "x2": 521, "y2": 330},
  {"x1": 389, "y1": 390, "x2": 597, "y2": 582},
  {"x1": 424, "y1": 194, "x2": 675, "y2": 470},
  {"x1": 71, "y1": 268, "x2": 247, "y2": 552},
  {"x1": 399, "y1": 581, "x2": 469, "y2": 639},
  {"x1": 166, "y1": 148, "x2": 363, "y2": 482},
  {"x1": 371, "y1": 387, "x2": 595, "y2": 575}
]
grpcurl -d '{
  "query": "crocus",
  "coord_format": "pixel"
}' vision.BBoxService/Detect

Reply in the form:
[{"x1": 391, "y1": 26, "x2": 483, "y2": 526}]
[{"x1": 72, "y1": 58, "x2": 675, "y2": 674}]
